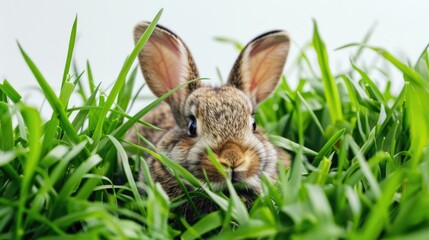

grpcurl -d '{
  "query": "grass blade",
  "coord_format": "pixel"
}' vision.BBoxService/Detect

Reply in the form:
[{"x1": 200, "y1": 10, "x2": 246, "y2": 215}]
[
  {"x1": 71, "y1": 83, "x2": 101, "y2": 131},
  {"x1": 313, "y1": 128, "x2": 346, "y2": 165},
  {"x1": 56, "y1": 154, "x2": 102, "y2": 206},
  {"x1": 182, "y1": 211, "x2": 223, "y2": 240},
  {"x1": 61, "y1": 16, "x2": 77, "y2": 88},
  {"x1": 107, "y1": 135, "x2": 144, "y2": 209},
  {"x1": 0, "y1": 80, "x2": 22, "y2": 103},
  {"x1": 312, "y1": 20, "x2": 344, "y2": 123},
  {"x1": 86, "y1": 60, "x2": 95, "y2": 93},
  {"x1": 16, "y1": 106, "x2": 42, "y2": 240},
  {"x1": 17, "y1": 43, "x2": 81, "y2": 144},
  {"x1": 0, "y1": 103, "x2": 14, "y2": 151},
  {"x1": 91, "y1": 9, "x2": 163, "y2": 147}
]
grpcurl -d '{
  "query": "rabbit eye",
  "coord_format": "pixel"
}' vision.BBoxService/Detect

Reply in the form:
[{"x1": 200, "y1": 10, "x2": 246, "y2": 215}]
[
  {"x1": 252, "y1": 118, "x2": 256, "y2": 131},
  {"x1": 188, "y1": 115, "x2": 197, "y2": 137}
]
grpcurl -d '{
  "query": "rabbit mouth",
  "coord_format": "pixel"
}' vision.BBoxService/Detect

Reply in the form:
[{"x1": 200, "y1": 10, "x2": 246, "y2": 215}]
[
  {"x1": 232, "y1": 182, "x2": 259, "y2": 195},
  {"x1": 220, "y1": 183, "x2": 259, "y2": 202},
  {"x1": 206, "y1": 177, "x2": 261, "y2": 197}
]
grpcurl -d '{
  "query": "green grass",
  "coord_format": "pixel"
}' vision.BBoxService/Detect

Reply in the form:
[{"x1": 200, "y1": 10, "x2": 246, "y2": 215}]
[{"x1": 1, "y1": 9, "x2": 429, "y2": 239}]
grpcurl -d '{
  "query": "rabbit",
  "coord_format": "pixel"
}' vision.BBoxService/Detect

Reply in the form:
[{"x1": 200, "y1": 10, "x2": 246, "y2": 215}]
[{"x1": 126, "y1": 22, "x2": 291, "y2": 213}]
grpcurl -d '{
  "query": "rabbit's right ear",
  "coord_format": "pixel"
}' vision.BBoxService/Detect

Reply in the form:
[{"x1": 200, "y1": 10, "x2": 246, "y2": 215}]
[{"x1": 134, "y1": 22, "x2": 201, "y2": 127}]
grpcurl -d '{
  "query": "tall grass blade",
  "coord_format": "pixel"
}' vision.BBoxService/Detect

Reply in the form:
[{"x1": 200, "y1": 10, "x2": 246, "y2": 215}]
[
  {"x1": 16, "y1": 106, "x2": 42, "y2": 240},
  {"x1": 0, "y1": 103, "x2": 13, "y2": 151},
  {"x1": 61, "y1": 16, "x2": 77, "y2": 88},
  {"x1": 91, "y1": 9, "x2": 163, "y2": 148},
  {"x1": 312, "y1": 20, "x2": 344, "y2": 123},
  {"x1": 17, "y1": 43, "x2": 80, "y2": 144}
]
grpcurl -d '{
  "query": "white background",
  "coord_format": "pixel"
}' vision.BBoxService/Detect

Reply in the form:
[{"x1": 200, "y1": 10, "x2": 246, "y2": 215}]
[{"x1": 1, "y1": 0, "x2": 428, "y2": 117}]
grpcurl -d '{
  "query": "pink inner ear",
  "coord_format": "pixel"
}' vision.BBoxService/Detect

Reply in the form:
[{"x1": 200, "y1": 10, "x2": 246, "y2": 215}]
[
  {"x1": 248, "y1": 43, "x2": 278, "y2": 90},
  {"x1": 145, "y1": 33, "x2": 184, "y2": 96},
  {"x1": 246, "y1": 35, "x2": 290, "y2": 103}
]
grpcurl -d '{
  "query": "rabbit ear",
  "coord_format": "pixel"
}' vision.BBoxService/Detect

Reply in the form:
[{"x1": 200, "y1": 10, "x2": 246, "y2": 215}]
[
  {"x1": 134, "y1": 22, "x2": 200, "y2": 126},
  {"x1": 227, "y1": 31, "x2": 290, "y2": 105}
]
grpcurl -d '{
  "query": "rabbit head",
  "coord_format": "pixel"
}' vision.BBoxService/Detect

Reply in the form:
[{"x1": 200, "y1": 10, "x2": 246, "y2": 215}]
[{"x1": 134, "y1": 22, "x2": 290, "y2": 196}]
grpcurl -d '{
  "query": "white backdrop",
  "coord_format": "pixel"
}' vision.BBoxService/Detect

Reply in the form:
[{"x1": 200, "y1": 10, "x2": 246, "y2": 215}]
[{"x1": 1, "y1": 0, "x2": 428, "y2": 117}]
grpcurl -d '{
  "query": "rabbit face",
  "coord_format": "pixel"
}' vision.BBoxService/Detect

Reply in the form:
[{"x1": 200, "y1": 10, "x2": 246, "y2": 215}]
[
  {"x1": 179, "y1": 86, "x2": 277, "y2": 193},
  {"x1": 186, "y1": 86, "x2": 252, "y2": 143},
  {"x1": 132, "y1": 22, "x2": 290, "y2": 198}
]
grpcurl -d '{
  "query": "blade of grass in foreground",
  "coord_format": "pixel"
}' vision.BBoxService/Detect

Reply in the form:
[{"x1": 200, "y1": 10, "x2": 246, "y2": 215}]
[
  {"x1": 54, "y1": 154, "x2": 102, "y2": 219},
  {"x1": 118, "y1": 65, "x2": 138, "y2": 112},
  {"x1": 107, "y1": 135, "x2": 144, "y2": 213},
  {"x1": 405, "y1": 82, "x2": 429, "y2": 168},
  {"x1": 0, "y1": 80, "x2": 22, "y2": 103},
  {"x1": 181, "y1": 211, "x2": 223, "y2": 240},
  {"x1": 404, "y1": 48, "x2": 429, "y2": 168},
  {"x1": 297, "y1": 92, "x2": 324, "y2": 135},
  {"x1": 91, "y1": 9, "x2": 163, "y2": 148},
  {"x1": 49, "y1": 141, "x2": 88, "y2": 187},
  {"x1": 43, "y1": 81, "x2": 75, "y2": 152},
  {"x1": 269, "y1": 135, "x2": 317, "y2": 156},
  {"x1": 355, "y1": 170, "x2": 403, "y2": 240},
  {"x1": 312, "y1": 20, "x2": 344, "y2": 124},
  {"x1": 313, "y1": 128, "x2": 345, "y2": 165},
  {"x1": 17, "y1": 43, "x2": 81, "y2": 145},
  {"x1": 16, "y1": 106, "x2": 42, "y2": 240},
  {"x1": 346, "y1": 134, "x2": 381, "y2": 198},
  {"x1": 210, "y1": 219, "x2": 277, "y2": 240},
  {"x1": 71, "y1": 83, "x2": 101, "y2": 131},
  {"x1": 61, "y1": 16, "x2": 77, "y2": 88},
  {"x1": 73, "y1": 60, "x2": 87, "y2": 102},
  {"x1": 86, "y1": 60, "x2": 95, "y2": 93},
  {"x1": 0, "y1": 102, "x2": 20, "y2": 182},
  {"x1": 0, "y1": 102, "x2": 13, "y2": 151}
]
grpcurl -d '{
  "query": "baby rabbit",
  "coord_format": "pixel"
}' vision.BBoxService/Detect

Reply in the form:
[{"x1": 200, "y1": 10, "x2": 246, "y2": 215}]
[{"x1": 127, "y1": 22, "x2": 291, "y2": 204}]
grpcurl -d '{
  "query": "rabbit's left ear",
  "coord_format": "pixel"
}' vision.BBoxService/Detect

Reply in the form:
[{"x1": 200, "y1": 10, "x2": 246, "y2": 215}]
[
  {"x1": 134, "y1": 22, "x2": 201, "y2": 127},
  {"x1": 227, "y1": 31, "x2": 290, "y2": 105}
]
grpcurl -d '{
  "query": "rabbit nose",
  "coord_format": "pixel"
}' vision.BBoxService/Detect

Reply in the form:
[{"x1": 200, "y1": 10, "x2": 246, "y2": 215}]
[{"x1": 219, "y1": 142, "x2": 245, "y2": 168}]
